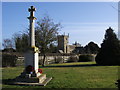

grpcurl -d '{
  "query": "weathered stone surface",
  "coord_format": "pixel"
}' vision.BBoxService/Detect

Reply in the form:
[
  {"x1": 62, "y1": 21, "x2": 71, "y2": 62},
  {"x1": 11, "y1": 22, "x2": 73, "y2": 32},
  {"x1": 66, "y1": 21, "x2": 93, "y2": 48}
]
[
  {"x1": 13, "y1": 74, "x2": 52, "y2": 86},
  {"x1": 15, "y1": 74, "x2": 46, "y2": 83},
  {"x1": 24, "y1": 51, "x2": 39, "y2": 73},
  {"x1": 13, "y1": 77, "x2": 52, "y2": 86}
]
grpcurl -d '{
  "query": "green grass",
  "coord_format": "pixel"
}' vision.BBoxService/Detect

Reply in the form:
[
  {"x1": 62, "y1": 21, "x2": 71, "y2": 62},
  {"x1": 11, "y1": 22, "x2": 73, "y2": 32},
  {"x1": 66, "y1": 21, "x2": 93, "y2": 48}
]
[{"x1": 2, "y1": 62, "x2": 119, "y2": 88}]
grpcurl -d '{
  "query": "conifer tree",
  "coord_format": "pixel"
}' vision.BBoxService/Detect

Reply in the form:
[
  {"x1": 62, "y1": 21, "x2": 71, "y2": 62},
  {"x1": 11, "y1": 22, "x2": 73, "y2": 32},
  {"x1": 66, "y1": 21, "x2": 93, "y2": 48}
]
[{"x1": 95, "y1": 27, "x2": 120, "y2": 65}]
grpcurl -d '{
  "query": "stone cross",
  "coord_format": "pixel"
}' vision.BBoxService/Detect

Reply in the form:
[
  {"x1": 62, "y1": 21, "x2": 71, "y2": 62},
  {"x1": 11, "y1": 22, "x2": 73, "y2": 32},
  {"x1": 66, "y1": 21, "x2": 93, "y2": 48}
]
[
  {"x1": 25, "y1": 6, "x2": 39, "y2": 75},
  {"x1": 28, "y1": 6, "x2": 36, "y2": 47},
  {"x1": 28, "y1": 6, "x2": 36, "y2": 18},
  {"x1": 14, "y1": 6, "x2": 52, "y2": 86}
]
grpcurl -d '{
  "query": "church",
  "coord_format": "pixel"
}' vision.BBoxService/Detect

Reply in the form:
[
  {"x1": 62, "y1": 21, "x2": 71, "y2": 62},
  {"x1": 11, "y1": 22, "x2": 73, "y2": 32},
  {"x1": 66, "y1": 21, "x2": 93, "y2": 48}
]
[{"x1": 57, "y1": 34, "x2": 81, "y2": 53}]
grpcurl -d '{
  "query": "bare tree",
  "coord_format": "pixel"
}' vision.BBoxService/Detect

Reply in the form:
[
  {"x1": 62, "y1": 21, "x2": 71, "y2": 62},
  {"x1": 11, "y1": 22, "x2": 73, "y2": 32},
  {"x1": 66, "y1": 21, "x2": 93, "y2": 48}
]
[
  {"x1": 35, "y1": 16, "x2": 61, "y2": 66},
  {"x1": 2, "y1": 38, "x2": 14, "y2": 49},
  {"x1": 13, "y1": 32, "x2": 29, "y2": 52},
  {"x1": 12, "y1": 15, "x2": 61, "y2": 66}
]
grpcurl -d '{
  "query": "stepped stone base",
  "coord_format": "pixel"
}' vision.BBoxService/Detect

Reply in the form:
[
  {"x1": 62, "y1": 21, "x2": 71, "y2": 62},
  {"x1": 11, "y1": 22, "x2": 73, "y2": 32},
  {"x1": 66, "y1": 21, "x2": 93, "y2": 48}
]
[
  {"x1": 12, "y1": 74, "x2": 52, "y2": 86},
  {"x1": 13, "y1": 77, "x2": 52, "y2": 86}
]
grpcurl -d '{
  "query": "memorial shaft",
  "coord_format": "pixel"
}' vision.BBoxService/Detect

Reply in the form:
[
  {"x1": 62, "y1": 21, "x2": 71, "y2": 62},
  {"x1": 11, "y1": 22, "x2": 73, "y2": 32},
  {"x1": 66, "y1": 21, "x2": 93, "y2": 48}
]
[
  {"x1": 28, "y1": 6, "x2": 36, "y2": 47},
  {"x1": 26, "y1": 6, "x2": 38, "y2": 73}
]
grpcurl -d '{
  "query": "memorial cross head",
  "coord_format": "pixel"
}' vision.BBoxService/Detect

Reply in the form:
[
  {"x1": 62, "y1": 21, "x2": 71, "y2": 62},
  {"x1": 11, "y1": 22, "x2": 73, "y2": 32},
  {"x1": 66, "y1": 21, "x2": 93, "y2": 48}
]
[{"x1": 28, "y1": 6, "x2": 36, "y2": 17}]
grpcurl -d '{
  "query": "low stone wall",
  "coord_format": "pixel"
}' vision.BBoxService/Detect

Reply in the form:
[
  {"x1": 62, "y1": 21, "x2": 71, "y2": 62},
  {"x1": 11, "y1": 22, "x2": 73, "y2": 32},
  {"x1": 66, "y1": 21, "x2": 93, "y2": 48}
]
[
  {"x1": 39, "y1": 54, "x2": 96, "y2": 64},
  {"x1": 2, "y1": 52, "x2": 96, "y2": 67},
  {"x1": 39, "y1": 53, "x2": 80, "y2": 64},
  {"x1": 39, "y1": 55, "x2": 72, "y2": 64},
  {"x1": 16, "y1": 57, "x2": 25, "y2": 66}
]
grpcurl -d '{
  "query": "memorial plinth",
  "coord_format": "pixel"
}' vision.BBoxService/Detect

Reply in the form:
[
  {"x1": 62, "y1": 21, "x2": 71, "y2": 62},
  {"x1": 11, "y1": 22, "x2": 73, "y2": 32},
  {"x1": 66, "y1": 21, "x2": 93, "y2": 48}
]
[
  {"x1": 24, "y1": 47, "x2": 39, "y2": 75},
  {"x1": 12, "y1": 6, "x2": 52, "y2": 86}
]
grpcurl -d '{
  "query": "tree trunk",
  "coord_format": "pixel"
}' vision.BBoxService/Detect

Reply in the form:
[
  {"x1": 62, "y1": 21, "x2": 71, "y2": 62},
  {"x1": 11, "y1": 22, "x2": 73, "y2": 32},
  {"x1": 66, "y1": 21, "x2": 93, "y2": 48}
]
[{"x1": 42, "y1": 54, "x2": 46, "y2": 67}]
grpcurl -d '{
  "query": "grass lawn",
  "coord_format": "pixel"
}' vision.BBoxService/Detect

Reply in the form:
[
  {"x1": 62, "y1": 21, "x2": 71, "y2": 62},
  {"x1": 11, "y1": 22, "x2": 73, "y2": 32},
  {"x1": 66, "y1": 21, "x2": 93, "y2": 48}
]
[{"x1": 2, "y1": 62, "x2": 119, "y2": 88}]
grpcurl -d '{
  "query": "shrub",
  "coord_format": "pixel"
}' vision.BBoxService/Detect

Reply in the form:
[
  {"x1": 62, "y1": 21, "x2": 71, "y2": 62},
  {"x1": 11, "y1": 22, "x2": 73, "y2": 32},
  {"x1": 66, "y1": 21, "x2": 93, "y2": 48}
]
[
  {"x1": 2, "y1": 54, "x2": 17, "y2": 67},
  {"x1": 79, "y1": 54, "x2": 95, "y2": 62}
]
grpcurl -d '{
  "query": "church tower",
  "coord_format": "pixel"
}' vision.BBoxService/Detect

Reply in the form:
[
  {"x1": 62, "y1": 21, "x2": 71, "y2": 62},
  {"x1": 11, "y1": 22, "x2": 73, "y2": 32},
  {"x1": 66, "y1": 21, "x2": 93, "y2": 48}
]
[{"x1": 57, "y1": 34, "x2": 69, "y2": 53}]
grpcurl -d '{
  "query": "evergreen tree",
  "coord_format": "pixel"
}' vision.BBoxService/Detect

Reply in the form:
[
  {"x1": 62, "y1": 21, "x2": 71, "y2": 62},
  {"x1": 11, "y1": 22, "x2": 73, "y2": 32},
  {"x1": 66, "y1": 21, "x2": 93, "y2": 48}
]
[
  {"x1": 84, "y1": 41, "x2": 99, "y2": 54},
  {"x1": 95, "y1": 27, "x2": 120, "y2": 65}
]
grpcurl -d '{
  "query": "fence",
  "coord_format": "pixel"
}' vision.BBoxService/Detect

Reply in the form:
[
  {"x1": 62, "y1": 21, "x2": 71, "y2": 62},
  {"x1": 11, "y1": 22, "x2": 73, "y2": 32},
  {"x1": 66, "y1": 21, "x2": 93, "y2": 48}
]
[
  {"x1": 2, "y1": 52, "x2": 96, "y2": 67},
  {"x1": 16, "y1": 57, "x2": 25, "y2": 66},
  {"x1": 39, "y1": 55, "x2": 72, "y2": 64}
]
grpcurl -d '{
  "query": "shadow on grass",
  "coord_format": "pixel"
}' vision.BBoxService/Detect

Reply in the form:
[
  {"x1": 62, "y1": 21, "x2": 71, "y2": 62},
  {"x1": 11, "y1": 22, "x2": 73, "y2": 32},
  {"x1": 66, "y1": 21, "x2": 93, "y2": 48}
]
[
  {"x1": 44, "y1": 64, "x2": 105, "y2": 68},
  {"x1": 2, "y1": 78, "x2": 27, "y2": 86},
  {"x1": 2, "y1": 78, "x2": 16, "y2": 85},
  {"x1": 2, "y1": 79, "x2": 41, "y2": 87}
]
